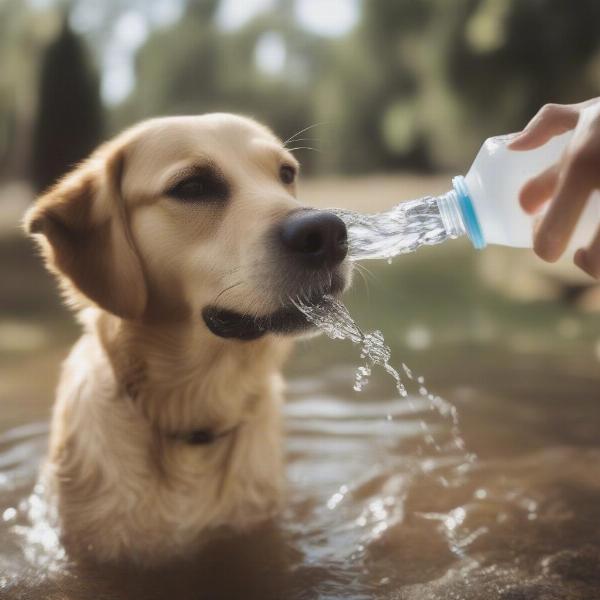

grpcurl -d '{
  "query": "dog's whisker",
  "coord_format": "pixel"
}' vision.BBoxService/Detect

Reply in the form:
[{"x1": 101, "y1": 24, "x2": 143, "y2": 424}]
[
  {"x1": 283, "y1": 137, "x2": 320, "y2": 146},
  {"x1": 212, "y1": 281, "x2": 244, "y2": 304},
  {"x1": 354, "y1": 265, "x2": 370, "y2": 297},
  {"x1": 282, "y1": 122, "x2": 327, "y2": 147},
  {"x1": 286, "y1": 146, "x2": 321, "y2": 154},
  {"x1": 355, "y1": 262, "x2": 376, "y2": 282},
  {"x1": 354, "y1": 263, "x2": 376, "y2": 300}
]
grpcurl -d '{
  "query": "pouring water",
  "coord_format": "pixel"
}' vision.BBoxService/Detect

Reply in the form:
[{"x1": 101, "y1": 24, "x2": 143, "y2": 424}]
[{"x1": 294, "y1": 295, "x2": 476, "y2": 467}]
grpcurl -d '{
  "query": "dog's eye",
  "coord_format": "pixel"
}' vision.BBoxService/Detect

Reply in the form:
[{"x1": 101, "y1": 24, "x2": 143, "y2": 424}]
[
  {"x1": 280, "y1": 165, "x2": 296, "y2": 185},
  {"x1": 170, "y1": 178, "x2": 206, "y2": 199},
  {"x1": 166, "y1": 170, "x2": 229, "y2": 203}
]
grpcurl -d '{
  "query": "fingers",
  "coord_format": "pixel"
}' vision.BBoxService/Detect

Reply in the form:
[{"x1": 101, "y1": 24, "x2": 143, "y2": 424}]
[
  {"x1": 519, "y1": 164, "x2": 559, "y2": 214},
  {"x1": 574, "y1": 226, "x2": 600, "y2": 279},
  {"x1": 533, "y1": 156, "x2": 595, "y2": 262},
  {"x1": 509, "y1": 103, "x2": 579, "y2": 151},
  {"x1": 579, "y1": 96, "x2": 600, "y2": 110},
  {"x1": 514, "y1": 99, "x2": 600, "y2": 265}
]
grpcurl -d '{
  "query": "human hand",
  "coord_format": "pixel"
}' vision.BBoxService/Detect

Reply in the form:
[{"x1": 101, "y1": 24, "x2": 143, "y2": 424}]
[{"x1": 509, "y1": 98, "x2": 600, "y2": 278}]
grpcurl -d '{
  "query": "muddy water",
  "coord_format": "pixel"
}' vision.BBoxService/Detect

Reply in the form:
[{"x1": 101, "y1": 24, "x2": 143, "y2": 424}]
[
  {"x1": 1, "y1": 253, "x2": 600, "y2": 598},
  {"x1": 2, "y1": 357, "x2": 600, "y2": 598}
]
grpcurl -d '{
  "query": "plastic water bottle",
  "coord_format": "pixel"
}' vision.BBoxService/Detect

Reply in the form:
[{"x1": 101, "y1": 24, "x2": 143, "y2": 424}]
[
  {"x1": 337, "y1": 105, "x2": 600, "y2": 263},
  {"x1": 437, "y1": 105, "x2": 600, "y2": 253}
]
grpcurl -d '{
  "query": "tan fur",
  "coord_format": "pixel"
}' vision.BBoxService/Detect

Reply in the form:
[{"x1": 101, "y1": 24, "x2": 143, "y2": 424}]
[{"x1": 23, "y1": 114, "x2": 334, "y2": 564}]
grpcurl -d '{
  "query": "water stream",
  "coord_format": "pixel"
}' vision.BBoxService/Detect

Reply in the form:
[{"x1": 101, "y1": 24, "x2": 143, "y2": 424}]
[
  {"x1": 294, "y1": 295, "x2": 476, "y2": 467},
  {"x1": 331, "y1": 195, "x2": 459, "y2": 263}
]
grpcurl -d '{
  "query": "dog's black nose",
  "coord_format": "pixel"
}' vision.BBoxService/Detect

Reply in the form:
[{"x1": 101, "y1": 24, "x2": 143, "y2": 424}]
[{"x1": 280, "y1": 210, "x2": 348, "y2": 268}]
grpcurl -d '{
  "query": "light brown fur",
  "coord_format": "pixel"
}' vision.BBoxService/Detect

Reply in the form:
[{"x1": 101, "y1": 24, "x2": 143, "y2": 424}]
[{"x1": 24, "y1": 114, "x2": 348, "y2": 563}]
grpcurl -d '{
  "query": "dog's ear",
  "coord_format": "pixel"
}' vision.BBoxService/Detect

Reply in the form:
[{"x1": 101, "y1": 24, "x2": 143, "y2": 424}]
[{"x1": 24, "y1": 151, "x2": 147, "y2": 319}]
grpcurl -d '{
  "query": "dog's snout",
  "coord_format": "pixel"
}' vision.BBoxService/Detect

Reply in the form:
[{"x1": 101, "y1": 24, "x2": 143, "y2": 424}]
[{"x1": 280, "y1": 210, "x2": 348, "y2": 268}]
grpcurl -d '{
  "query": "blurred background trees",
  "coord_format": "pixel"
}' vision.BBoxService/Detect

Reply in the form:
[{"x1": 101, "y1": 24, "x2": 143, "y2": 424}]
[
  {"x1": 2, "y1": 0, "x2": 600, "y2": 418},
  {"x1": 1, "y1": 0, "x2": 600, "y2": 188},
  {"x1": 31, "y1": 18, "x2": 103, "y2": 192}
]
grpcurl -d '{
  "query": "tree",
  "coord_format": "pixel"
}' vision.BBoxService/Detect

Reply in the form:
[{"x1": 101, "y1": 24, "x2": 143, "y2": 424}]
[
  {"x1": 124, "y1": 2, "x2": 318, "y2": 170},
  {"x1": 31, "y1": 17, "x2": 103, "y2": 193}
]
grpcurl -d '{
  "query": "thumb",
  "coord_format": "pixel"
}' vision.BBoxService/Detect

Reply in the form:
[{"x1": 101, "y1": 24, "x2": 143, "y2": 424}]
[{"x1": 509, "y1": 104, "x2": 579, "y2": 151}]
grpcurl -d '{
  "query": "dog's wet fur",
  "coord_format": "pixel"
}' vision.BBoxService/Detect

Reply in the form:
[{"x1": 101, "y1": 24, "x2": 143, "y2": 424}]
[{"x1": 24, "y1": 114, "x2": 351, "y2": 563}]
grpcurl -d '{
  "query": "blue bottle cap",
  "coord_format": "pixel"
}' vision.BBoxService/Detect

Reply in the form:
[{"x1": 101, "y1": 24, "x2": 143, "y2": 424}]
[{"x1": 452, "y1": 175, "x2": 486, "y2": 249}]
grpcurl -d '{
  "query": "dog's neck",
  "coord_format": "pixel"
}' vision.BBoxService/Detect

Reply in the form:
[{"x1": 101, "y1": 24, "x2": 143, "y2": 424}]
[
  {"x1": 87, "y1": 308, "x2": 292, "y2": 433},
  {"x1": 48, "y1": 307, "x2": 291, "y2": 561}
]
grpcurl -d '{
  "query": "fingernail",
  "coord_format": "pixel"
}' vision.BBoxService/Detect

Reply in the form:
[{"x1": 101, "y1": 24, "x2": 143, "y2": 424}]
[
  {"x1": 533, "y1": 230, "x2": 562, "y2": 262},
  {"x1": 574, "y1": 248, "x2": 587, "y2": 270},
  {"x1": 520, "y1": 194, "x2": 538, "y2": 215},
  {"x1": 574, "y1": 248, "x2": 599, "y2": 279}
]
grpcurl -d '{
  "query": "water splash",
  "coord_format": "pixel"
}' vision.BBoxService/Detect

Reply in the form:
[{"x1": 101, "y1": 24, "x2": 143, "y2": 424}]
[
  {"x1": 294, "y1": 295, "x2": 475, "y2": 464},
  {"x1": 332, "y1": 195, "x2": 460, "y2": 262},
  {"x1": 293, "y1": 295, "x2": 407, "y2": 396}
]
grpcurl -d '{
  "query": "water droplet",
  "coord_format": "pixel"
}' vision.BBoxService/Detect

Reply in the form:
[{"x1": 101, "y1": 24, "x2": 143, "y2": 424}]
[
  {"x1": 2, "y1": 507, "x2": 16, "y2": 522},
  {"x1": 401, "y1": 362, "x2": 413, "y2": 379},
  {"x1": 293, "y1": 295, "x2": 474, "y2": 467}
]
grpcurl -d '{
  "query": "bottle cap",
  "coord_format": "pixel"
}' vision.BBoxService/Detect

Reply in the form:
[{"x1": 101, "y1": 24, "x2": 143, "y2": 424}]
[{"x1": 453, "y1": 176, "x2": 486, "y2": 249}]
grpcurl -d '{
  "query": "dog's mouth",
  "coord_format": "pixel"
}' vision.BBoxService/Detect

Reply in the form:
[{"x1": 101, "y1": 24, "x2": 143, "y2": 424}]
[
  {"x1": 203, "y1": 208, "x2": 352, "y2": 341},
  {"x1": 202, "y1": 304, "x2": 312, "y2": 341},
  {"x1": 202, "y1": 277, "x2": 346, "y2": 341}
]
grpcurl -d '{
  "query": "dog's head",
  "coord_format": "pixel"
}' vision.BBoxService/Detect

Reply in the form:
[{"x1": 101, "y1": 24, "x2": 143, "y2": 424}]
[{"x1": 25, "y1": 114, "x2": 351, "y2": 340}]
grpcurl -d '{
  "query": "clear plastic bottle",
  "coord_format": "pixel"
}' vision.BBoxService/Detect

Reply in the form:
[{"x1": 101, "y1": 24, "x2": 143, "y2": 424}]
[
  {"x1": 339, "y1": 105, "x2": 600, "y2": 262},
  {"x1": 438, "y1": 107, "x2": 600, "y2": 253}
]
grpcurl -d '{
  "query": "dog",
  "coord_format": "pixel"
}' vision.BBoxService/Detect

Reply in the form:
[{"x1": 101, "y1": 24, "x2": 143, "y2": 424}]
[{"x1": 24, "y1": 114, "x2": 351, "y2": 564}]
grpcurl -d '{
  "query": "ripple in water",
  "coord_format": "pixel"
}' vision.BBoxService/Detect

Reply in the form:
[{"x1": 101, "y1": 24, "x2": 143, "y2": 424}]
[{"x1": 293, "y1": 295, "x2": 476, "y2": 466}]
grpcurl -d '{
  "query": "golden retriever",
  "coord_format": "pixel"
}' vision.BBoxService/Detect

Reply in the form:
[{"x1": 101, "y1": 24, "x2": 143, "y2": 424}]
[{"x1": 24, "y1": 114, "x2": 351, "y2": 564}]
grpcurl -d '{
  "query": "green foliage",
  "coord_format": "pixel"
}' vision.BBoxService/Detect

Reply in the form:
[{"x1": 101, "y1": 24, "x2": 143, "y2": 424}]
[
  {"x1": 119, "y1": 6, "x2": 318, "y2": 168},
  {"x1": 31, "y1": 18, "x2": 103, "y2": 192},
  {"x1": 122, "y1": 0, "x2": 600, "y2": 174},
  {"x1": 427, "y1": 0, "x2": 600, "y2": 167},
  {"x1": 4, "y1": 0, "x2": 600, "y2": 180},
  {"x1": 320, "y1": 0, "x2": 600, "y2": 172},
  {"x1": 0, "y1": 0, "x2": 47, "y2": 180}
]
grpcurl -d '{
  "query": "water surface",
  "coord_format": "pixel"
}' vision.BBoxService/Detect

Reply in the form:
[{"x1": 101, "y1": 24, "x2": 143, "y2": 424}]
[{"x1": 1, "y1": 230, "x2": 599, "y2": 598}]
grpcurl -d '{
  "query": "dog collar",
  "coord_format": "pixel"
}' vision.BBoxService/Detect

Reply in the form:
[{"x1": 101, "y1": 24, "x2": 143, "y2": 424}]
[
  {"x1": 167, "y1": 424, "x2": 240, "y2": 446},
  {"x1": 123, "y1": 386, "x2": 242, "y2": 446}
]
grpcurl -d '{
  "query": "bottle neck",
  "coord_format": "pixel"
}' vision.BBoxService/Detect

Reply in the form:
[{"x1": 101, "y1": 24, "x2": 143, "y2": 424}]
[
  {"x1": 436, "y1": 176, "x2": 487, "y2": 250},
  {"x1": 436, "y1": 189, "x2": 467, "y2": 240}
]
